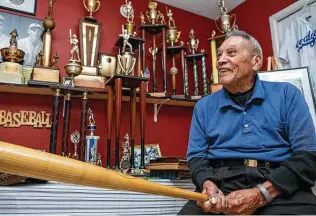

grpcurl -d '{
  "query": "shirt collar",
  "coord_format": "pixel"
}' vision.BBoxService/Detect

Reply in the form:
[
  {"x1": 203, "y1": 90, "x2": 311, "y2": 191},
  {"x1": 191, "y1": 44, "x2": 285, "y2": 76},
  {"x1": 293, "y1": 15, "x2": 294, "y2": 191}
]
[{"x1": 219, "y1": 75, "x2": 266, "y2": 108}]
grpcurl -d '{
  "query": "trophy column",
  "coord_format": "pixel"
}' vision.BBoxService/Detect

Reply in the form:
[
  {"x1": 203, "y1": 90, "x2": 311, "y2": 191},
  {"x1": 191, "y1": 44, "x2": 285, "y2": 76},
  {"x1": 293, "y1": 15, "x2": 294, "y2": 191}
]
[
  {"x1": 130, "y1": 88, "x2": 137, "y2": 172},
  {"x1": 79, "y1": 92, "x2": 88, "y2": 161},
  {"x1": 114, "y1": 78, "x2": 123, "y2": 171},
  {"x1": 49, "y1": 88, "x2": 61, "y2": 154},
  {"x1": 106, "y1": 86, "x2": 114, "y2": 169},
  {"x1": 139, "y1": 80, "x2": 147, "y2": 172},
  {"x1": 61, "y1": 93, "x2": 72, "y2": 157}
]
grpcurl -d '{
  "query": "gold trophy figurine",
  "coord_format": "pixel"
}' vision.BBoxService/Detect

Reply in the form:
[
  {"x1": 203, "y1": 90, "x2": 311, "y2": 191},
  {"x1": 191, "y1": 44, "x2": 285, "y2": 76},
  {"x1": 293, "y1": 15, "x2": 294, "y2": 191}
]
[
  {"x1": 215, "y1": 0, "x2": 236, "y2": 33},
  {"x1": 166, "y1": 7, "x2": 181, "y2": 46},
  {"x1": 146, "y1": 0, "x2": 158, "y2": 24},
  {"x1": 117, "y1": 29, "x2": 136, "y2": 76},
  {"x1": 83, "y1": 0, "x2": 101, "y2": 19},
  {"x1": 187, "y1": 29, "x2": 199, "y2": 54},
  {"x1": 64, "y1": 29, "x2": 83, "y2": 86},
  {"x1": 124, "y1": 0, "x2": 135, "y2": 35}
]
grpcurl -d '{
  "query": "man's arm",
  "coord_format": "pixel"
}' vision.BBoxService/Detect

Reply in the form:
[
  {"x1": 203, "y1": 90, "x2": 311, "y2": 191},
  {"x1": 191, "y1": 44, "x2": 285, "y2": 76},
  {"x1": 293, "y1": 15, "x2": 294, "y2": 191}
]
[
  {"x1": 187, "y1": 105, "x2": 216, "y2": 191},
  {"x1": 265, "y1": 86, "x2": 316, "y2": 196}
]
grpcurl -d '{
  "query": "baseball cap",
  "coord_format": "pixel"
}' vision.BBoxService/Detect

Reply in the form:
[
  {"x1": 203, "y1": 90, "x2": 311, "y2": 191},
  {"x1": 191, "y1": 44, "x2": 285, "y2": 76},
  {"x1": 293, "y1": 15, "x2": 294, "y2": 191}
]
[{"x1": 28, "y1": 23, "x2": 44, "y2": 30}]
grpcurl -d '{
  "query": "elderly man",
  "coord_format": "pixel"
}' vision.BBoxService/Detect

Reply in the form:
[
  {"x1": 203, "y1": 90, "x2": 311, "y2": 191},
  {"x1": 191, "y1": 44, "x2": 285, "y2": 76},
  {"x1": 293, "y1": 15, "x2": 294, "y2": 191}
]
[
  {"x1": 0, "y1": 14, "x2": 10, "y2": 62},
  {"x1": 178, "y1": 30, "x2": 316, "y2": 215},
  {"x1": 18, "y1": 23, "x2": 43, "y2": 66}
]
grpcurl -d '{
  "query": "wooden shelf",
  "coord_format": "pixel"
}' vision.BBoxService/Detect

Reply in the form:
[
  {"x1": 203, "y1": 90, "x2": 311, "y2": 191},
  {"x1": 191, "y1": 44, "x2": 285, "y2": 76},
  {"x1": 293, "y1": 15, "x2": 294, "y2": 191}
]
[{"x1": 0, "y1": 83, "x2": 196, "y2": 107}]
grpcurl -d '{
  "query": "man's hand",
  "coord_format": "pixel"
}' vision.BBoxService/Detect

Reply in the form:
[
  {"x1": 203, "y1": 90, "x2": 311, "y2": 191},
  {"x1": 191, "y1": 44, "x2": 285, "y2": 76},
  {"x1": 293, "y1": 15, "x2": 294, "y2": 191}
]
[
  {"x1": 223, "y1": 188, "x2": 267, "y2": 215},
  {"x1": 197, "y1": 180, "x2": 227, "y2": 214}
]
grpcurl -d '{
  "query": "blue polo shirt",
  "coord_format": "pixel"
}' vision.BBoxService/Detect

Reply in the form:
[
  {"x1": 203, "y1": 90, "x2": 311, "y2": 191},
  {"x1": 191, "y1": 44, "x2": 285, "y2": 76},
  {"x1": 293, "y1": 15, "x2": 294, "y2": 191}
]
[{"x1": 187, "y1": 76, "x2": 316, "y2": 163}]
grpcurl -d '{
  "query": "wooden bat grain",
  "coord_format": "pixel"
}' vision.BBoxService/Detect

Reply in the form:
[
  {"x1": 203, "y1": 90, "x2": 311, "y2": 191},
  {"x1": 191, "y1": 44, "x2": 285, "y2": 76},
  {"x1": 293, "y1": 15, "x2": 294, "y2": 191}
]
[{"x1": 0, "y1": 141, "x2": 208, "y2": 202}]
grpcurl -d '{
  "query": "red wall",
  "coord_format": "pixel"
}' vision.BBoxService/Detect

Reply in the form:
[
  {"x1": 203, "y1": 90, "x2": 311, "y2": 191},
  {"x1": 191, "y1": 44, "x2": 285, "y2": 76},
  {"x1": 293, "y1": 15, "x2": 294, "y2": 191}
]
[
  {"x1": 230, "y1": 0, "x2": 296, "y2": 70},
  {"x1": 0, "y1": 0, "x2": 215, "y2": 163}
]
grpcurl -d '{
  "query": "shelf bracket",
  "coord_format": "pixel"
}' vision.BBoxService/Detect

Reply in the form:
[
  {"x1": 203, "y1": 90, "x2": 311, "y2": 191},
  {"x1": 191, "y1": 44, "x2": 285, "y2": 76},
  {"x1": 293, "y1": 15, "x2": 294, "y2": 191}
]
[{"x1": 154, "y1": 98, "x2": 171, "y2": 122}]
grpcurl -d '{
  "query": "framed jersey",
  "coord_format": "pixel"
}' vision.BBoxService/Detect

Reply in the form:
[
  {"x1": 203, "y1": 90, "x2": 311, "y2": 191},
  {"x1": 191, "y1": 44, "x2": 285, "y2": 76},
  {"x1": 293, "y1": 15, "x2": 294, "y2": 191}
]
[{"x1": 259, "y1": 67, "x2": 316, "y2": 128}]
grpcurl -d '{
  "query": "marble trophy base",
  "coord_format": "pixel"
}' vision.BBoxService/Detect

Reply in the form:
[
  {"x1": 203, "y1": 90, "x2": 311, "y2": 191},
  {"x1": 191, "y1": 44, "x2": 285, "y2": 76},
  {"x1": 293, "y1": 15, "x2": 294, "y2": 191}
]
[
  {"x1": 189, "y1": 95, "x2": 202, "y2": 101},
  {"x1": 74, "y1": 74, "x2": 107, "y2": 90},
  {"x1": 82, "y1": 66, "x2": 98, "y2": 76},
  {"x1": 149, "y1": 92, "x2": 170, "y2": 98},
  {"x1": 170, "y1": 94, "x2": 187, "y2": 100},
  {"x1": 0, "y1": 62, "x2": 24, "y2": 84}
]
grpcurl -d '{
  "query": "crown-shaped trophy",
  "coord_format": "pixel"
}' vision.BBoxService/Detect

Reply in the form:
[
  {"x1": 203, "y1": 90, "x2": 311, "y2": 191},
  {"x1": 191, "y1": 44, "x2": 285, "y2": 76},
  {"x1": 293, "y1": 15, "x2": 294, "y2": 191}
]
[
  {"x1": 85, "y1": 108, "x2": 100, "y2": 165},
  {"x1": 187, "y1": 29, "x2": 199, "y2": 54},
  {"x1": 215, "y1": 0, "x2": 237, "y2": 33}
]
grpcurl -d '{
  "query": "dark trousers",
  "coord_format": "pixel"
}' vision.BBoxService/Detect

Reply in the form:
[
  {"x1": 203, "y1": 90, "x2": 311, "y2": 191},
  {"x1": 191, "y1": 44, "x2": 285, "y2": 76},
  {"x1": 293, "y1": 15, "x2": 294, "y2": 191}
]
[{"x1": 178, "y1": 166, "x2": 316, "y2": 215}]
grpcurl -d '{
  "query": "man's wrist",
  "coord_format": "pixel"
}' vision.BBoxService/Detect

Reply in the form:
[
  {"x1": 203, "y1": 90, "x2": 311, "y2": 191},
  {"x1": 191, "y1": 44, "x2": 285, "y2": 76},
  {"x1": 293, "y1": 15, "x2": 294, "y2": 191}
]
[{"x1": 256, "y1": 184, "x2": 273, "y2": 203}]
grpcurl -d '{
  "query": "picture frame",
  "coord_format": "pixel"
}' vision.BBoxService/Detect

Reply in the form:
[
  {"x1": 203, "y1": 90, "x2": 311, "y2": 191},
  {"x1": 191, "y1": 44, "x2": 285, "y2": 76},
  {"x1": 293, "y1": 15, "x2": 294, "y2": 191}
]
[
  {"x1": 258, "y1": 67, "x2": 316, "y2": 127},
  {"x1": 98, "y1": 53, "x2": 117, "y2": 77},
  {"x1": 132, "y1": 144, "x2": 162, "y2": 169},
  {"x1": 0, "y1": 11, "x2": 44, "y2": 66},
  {"x1": 269, "y1": 0, "x2": 316, "y2": 69},
  {"x1": 0, "y1": 0, "x2": 37, "y2": 16}
]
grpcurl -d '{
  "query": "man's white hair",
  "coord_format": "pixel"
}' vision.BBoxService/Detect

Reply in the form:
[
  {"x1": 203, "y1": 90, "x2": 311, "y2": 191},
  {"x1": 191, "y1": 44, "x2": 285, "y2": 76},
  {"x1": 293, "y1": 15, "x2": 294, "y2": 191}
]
[{"x1": 226, "y1": 30, "x2": 263, "y2": 56}]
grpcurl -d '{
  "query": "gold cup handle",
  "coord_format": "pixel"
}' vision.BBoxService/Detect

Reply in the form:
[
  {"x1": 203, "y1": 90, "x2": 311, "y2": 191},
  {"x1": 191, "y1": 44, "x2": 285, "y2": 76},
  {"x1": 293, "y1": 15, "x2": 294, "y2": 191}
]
[
  {"x1": 229, "y1": 14, "x2": 237, "y2": 31},
  {"x1": 215, "y1": 19, "x2": 224, "y2": 34},
  {"x1": 94, "y1": 1, "x2": 101, "y2": 13},
  {"x1": 83, "y1": 0, "x2": 89, "y2": 12},
  {"x1": 127, "y1": 58, "x2": 136, "y2": 76}
]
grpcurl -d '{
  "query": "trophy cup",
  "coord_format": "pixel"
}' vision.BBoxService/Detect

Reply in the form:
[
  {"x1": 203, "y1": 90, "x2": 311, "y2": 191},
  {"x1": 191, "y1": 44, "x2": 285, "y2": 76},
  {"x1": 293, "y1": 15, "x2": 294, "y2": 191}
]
[
  {"x1": 28, "y1": 0, "x2": 60, "y2": 86},
  {"x1": 85, "y1": 108, "x2": 100, "y2": 165},
  {"x1": 0, "y1": 29, "x2": 25, "y2": 84},
  {"x1": 71, "y1": 130, "x2": 80, "y2": 160},
  {"x1": 116, "y1": 29, "x2": 136, "y2": 76},
  {"x1": 186, "y1": 29, "x2": 209, "y2": 100},
  {"x1": 215, "y1": 0, "x2": 237, "y2": 33},
  {"x1": 64, "y1": 29, "x2": 83, "y2": 87}
]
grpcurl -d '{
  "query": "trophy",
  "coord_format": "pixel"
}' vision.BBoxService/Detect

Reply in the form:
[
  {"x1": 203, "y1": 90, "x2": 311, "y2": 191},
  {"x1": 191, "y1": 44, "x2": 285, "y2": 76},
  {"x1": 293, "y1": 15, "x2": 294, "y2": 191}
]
[
  {"x1": 124, "y1": 0, "x2": 136, "y2": 36},
  {"x1": 166, "y1": 8, "x2": 181, "y2": 47},
  {"x1": 29, "y1": 0, "x2": 60, "y2": 86},
  {"x1": 146, "y1": 0, "x2": 158, "y2": 24},
  {"x1": 215, "y1": 0, "x2": 237, "y2": 33},
  {"x1": 0, "y1": 29, "x2": 25, "y2": 84},
  {"x1": 187, "y1": 29, "x2": 199, "y2": 54},
  {"x1": 83, "y1": 0, "x2": 100, "y2": 19},
  {"x1": 79, "y1": 0, "x2": 102, "y2": 77},
  {"x1": 85, "y1": 108, "x2": 100, "y2": 165},
  {"x1": 64, "y1": 29, "x2": 83, "y2": 87},
  {"x1": 71, "y1": 130, "x2": 80, "y2": 160},
  {"x1": 117, "y1": 29, "x2": 136, "y2": 76},
  {"x1": 120, "y1": 133, "x2": 131, "y2": 173}
]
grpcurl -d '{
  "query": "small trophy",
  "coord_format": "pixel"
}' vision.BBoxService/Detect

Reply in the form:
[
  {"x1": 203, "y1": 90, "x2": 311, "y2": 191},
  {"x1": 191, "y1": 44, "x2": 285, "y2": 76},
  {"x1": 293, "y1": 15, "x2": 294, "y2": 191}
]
[
  {"x1": 215, "y1": 0, "x2": 237, "y2": 33},
  {"x1": 166, "y1": 7, "x2": 181, "y2": 47},
  {"x1": 117, "y1": 29, "x2": 136, "y2": 76},
  {"x1": 124, "y1": 0, "x2": 136, "y2": 36},
  {"x1": 85, "y1": 108, "x2": 100, "y2": 165},
  {"x1": 146, "y1": 0, "x2": 158, "y2": 24},
  {"x1": 83, "y1": 0, "x2": 101, "y2": 19},
  {"x1": 187, "y1": 29, "x2": 199, "y2": 54},
  {"x1": 0, "y1": 29, "x2": 25, "y2": 84},
  {"x1": 120, "y1": 133, "x2": 131, "y2": 173},
  {"x1": 71, "y1": 130, "x2": 80, "y2": 160},
  {"x1": 64, "y1": 29, "x2": 83, "y2": 86}
]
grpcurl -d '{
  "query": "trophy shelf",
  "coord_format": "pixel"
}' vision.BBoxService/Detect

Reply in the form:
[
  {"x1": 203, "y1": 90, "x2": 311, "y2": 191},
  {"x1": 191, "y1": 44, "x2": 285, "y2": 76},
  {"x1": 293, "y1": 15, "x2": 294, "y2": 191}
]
[{"x1": 0, "y1": 82, "x2": 196, "y2": 107}]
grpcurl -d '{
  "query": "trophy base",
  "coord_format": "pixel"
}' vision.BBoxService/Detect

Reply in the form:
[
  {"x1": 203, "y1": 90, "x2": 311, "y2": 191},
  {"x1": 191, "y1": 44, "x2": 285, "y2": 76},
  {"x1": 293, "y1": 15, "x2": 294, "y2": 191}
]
[
  {"x1": 170, "y1": 94, "x2": 187, "y2": 100},
  {"x1": 129, "y1": 169, "x2": 150, "y2": 177},
  {"x1": 189, "y1": 95, "x2": 203, "y2": 101},
  {"x1": 211, "y1": 84, "x2": 222, "y2": 93},
  {"x1": 0, "y1": 71, "x2": 24, "y2": 84},
  {"x1": 22, "y1": 65, "x2": 33, "y2": 84},
  {"x1": 31, "y1": 66, "x2": 60, "y2": 83},
  {"x1": 186, "y1": 53, "x2": 209, "y2": 62},
  {"x1": 85, "y1": 16, "x2": 97, "y2": 22},
  {"x1": 28, "y1": 79, "x2": 60, "y2": 87},
  {"x1": 74, "y1": 74, "x2": 107, "y2": 90},
  {"x1": 0, "y1": 62, "x2": 23, "y2": 73},
  {"x1": 149, "y1": 92, "x2": 170, "y2": 98},
  {"x1": 82, "y1": 66, "x2": 98, "y2": 76}
]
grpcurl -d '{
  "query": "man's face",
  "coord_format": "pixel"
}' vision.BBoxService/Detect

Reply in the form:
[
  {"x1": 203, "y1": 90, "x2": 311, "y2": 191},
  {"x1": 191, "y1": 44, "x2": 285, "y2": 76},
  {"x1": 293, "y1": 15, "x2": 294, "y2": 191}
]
[
  {"x1": 216, "y1": 36, "x2": 261, "y2": 87},
  {"x1": 28, "y1": 27, "x2": 42, "y2": 43}
]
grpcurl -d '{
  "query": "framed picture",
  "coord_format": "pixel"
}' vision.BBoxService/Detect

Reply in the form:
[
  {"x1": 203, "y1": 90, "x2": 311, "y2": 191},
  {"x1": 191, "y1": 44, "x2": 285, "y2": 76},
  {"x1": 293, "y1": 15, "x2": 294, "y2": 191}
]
[
  {"x1": 269, "y1": 0, "x2": 316, "y2": 69},
  {"x1": 0, "y1": 0, "x2": 37, "y2": 16},
  {"x1": 0, "y1": 11, "x2": 44, "y2": 66},
  {"x1": 258, "y1": 67, "x2": 316, "y2": 127},
  {"x1": 132, "y1": 144, "x2": 162, "y2": 169}
]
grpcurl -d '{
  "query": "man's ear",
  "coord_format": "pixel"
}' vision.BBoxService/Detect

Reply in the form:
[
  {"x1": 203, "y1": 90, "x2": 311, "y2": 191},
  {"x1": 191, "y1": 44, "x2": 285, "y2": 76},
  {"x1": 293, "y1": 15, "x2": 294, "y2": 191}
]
[{"x1": 252, "y1": 54, "x2": 263, "y2": 72}]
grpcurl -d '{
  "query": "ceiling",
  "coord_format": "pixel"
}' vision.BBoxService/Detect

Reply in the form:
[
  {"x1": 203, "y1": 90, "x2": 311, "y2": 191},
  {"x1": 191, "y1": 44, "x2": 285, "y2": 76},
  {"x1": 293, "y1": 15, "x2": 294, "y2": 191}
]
[{"x1": 156, "y1": 0, "x2": 245, "y2": 20}]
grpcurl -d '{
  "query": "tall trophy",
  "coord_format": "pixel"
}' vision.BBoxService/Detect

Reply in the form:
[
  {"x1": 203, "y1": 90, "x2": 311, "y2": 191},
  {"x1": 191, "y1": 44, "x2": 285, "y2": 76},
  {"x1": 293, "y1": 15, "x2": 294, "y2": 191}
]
[
  {"x1": 0, "y1": 29, "x2": 25, "y2": 84},
  {"x1": 64, "y1": 29, "x2": 83, "y2": 87},
  {"x1": 120, "y1": 133, "x2": 131, "y2": 173},
  {"x1": 85, "y1": 108, "x2": 100, "y2": 165},
  {"x1": 29, "y1": 0, "x2": 60, "y2": 86},
  {"x1": 185, "y1": 29, "x2": 209, "y2": 100},
  {"x1": 140, "y1": 0, "x2": 168, "y2": 97},
  {"x1": 79, "y1": 0, "x2": 102, "y2": 75},
  {"x1": 71, "y1": 130, "x2": 80, "y2": 160}
]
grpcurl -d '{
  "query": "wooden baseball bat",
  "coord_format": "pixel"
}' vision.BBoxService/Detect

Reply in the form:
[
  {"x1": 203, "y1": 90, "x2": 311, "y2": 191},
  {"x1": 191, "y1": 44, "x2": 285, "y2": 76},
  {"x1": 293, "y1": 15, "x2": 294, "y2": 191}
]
[{"x1": 0, "y1": 141, "x2": 208, "y2": 202}]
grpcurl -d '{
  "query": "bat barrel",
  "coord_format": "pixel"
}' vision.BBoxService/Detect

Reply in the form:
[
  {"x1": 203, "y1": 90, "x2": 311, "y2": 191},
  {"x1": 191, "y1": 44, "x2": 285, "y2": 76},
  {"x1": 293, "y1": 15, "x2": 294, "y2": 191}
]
[{"x1": 0, "y1": 141, "x2": 208, "y2": 202}]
